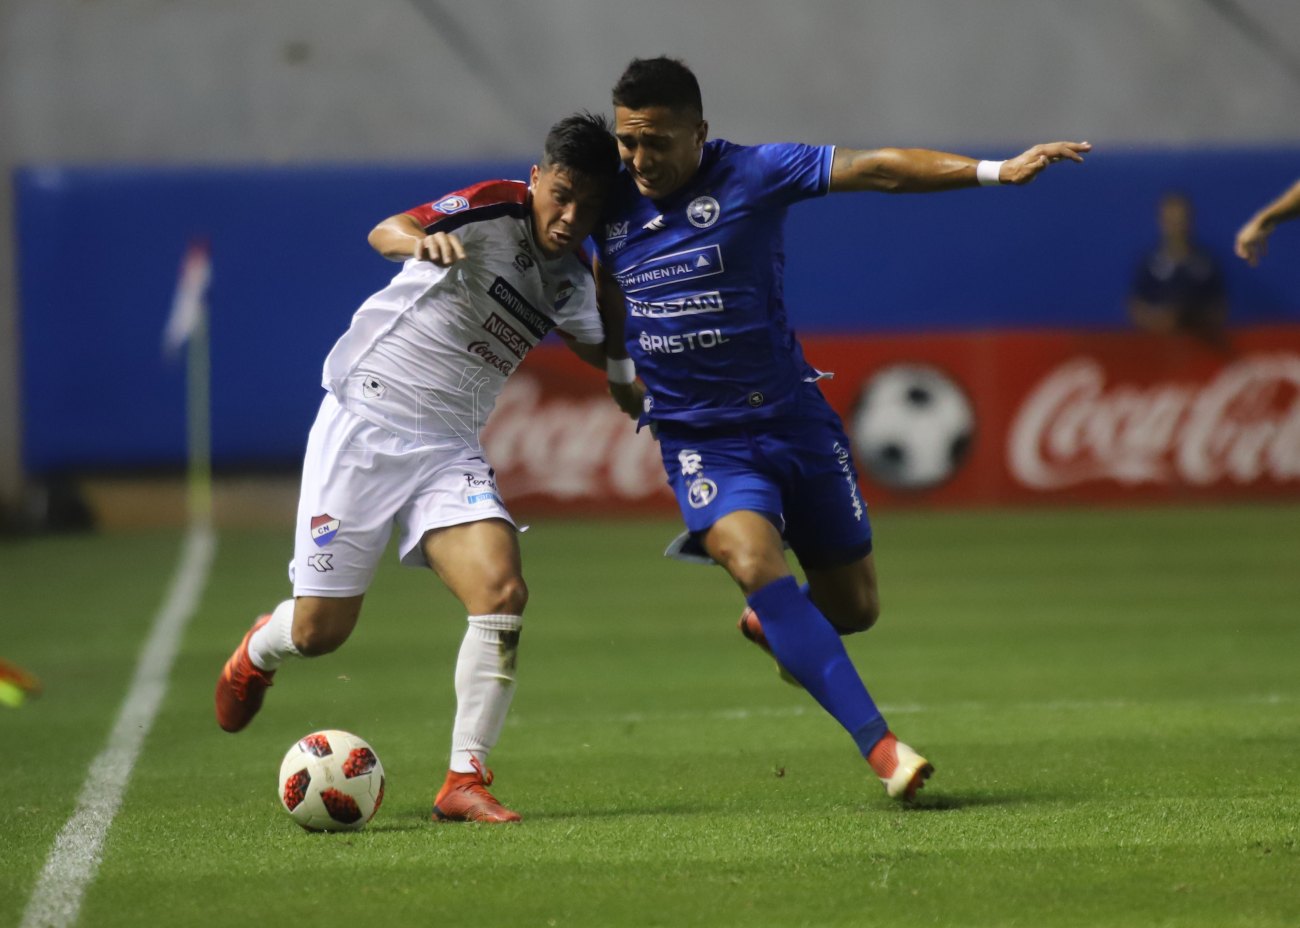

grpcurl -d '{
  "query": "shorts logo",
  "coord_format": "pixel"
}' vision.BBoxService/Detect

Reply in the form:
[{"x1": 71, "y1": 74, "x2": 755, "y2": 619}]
[
  {"x1": 467, "y1": 491, "x2": 502, "y2": 505},
  {"x1": 554, "y1": 280, "x2": 575, "y2": 310},
  {"x1": 678, "y1": 449, "x2": 703, "y2": 477},
  {"x1": 686, "y1": 477, "x2": 718, "y2": 509},
  {"x1": 833, "y1": 441, "x2": 865, "y2": 522},
  {"x1": 435, "y1": 195, "x2": 469, "y2": 214},
  {"x1": 686, "y1": 196, "x2": 720, "y2": 228},
  {"x1": 310, "y1": 514, "x2": 340, "y2": 547},
  {"x1": 307, "y1": 553, "x2": 334, "y2": 572}
]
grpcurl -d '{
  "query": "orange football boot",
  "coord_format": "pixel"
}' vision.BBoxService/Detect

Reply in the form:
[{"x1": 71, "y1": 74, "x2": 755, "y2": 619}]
[
  {"x1": 432, "y1": 757, "x2": 522, "y2": 823},
  {"x1": 214, "y1": 614, "x2": 276, "y2": 732},
  {"x1": 867, "y1": 731, "x2": 934, "y2": 801},
  {"x1": 737, "y1": 607, "x2": 801, "y2": 687}
]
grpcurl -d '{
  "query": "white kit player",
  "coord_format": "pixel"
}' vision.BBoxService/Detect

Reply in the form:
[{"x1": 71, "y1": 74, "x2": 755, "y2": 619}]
[{"x1": 216, "y1": 113, "x2": 621, "y2": 824}]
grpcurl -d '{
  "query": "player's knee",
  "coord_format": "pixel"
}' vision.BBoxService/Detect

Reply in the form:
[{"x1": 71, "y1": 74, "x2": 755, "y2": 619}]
[
  {"x1": 723, "y1": 549, "x2": 788, "y2": 594},
  {"x1": 480, "y1": 574, "x2": 529, "y2": 616},
  {"x1": 291, "y1": 621, "x2": 349, "y2": 656},
  {"x1": 841, "y1": 599, "x2": 881, "y2": 634},
  {"x1": 822, "y1": 591, "x2": 880, "y2": 634},
  {"x1": 291, "y1": 601, "x2": 358, "y2": 656}
]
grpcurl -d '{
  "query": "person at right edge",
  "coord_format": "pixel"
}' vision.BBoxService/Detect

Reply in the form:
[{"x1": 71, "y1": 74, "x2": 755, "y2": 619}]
[{"x1": 594, "y1": 56, "x2": 1089, "y2": 802}]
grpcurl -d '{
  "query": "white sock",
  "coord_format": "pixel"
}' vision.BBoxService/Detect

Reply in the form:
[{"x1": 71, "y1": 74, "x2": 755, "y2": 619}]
[
  {"x1": 449, "y1": 614, "x2": 523, "y2": 774},
  {"x1": 248, "y1": 600, "x2": 300, "y2": 672}
]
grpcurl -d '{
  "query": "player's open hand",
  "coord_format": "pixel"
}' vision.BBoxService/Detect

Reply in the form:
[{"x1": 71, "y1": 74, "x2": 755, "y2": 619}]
[
  {"x1": 608, "y1": 380, "x2": 645, "y2": 420},
  {"x1": 1234, "y1": 218, "x2": 1270, "y2": 266},
  {"x1": 413, "y1": 231, "x2": 467, "y2": 266},
  {"x1": 1001, "y1": 141, "x2": 1091, "y2": 185}
]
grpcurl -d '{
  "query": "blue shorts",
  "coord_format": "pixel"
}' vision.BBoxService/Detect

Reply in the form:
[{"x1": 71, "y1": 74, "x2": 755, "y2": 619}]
[{"x1": 655, "y1": 413, "x2": 872, "y2": 570}]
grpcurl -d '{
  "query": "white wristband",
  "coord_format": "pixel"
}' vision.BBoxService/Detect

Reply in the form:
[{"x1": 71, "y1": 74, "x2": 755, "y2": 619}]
[
  {"x1": 606, "y1": 356, "x2": 636, "y2": 385},
  {"x1": 976, "y1": 160, "x2": 1005, "y2": 187}
]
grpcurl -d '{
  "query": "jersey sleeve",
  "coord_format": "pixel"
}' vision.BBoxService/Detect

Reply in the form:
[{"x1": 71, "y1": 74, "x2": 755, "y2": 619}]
[
  {"x1": 403, "y1": 180, "x2": 528, "y2": 233},
  {"x1": 554, "y1": 273, "x2": 604, "y2": 345},
  {"x1": 748, "y1": 143, "x2": 835, "y2": 208}
]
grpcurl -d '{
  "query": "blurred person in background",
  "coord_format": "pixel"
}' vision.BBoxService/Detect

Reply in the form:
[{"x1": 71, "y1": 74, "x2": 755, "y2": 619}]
[
  {"x1": 594, "y1": 55, "x2": 1089, "y2": 803},
  {"x1": 1235, "y1": 178, "x2": 1300, "y2": 266},
  {"x1": 1128, "y1": 192, "x2": 1228, "y2": 346},
  {"x1": 215, "y1": 113, "x2": 619, "y2": 824}
]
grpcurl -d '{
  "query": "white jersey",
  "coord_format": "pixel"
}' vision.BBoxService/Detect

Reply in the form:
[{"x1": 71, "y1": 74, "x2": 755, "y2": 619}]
[{"x1": 322, "y1": 180, "x2": 603, "y2": 450}]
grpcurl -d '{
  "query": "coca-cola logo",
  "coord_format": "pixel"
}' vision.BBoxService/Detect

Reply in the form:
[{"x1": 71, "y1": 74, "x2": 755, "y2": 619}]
[
  {"x1": 482, "y1": 374, "x2": 667, "y2": 501},
  {"x1": 1009, "y1": 355, "x2": 1300, "y2": 489},
  {"x1": 466, "y1": 341, "x2": 514, "y2": 376}
]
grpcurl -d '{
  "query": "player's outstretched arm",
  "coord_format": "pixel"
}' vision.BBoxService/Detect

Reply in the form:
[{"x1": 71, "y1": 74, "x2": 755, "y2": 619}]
[
  {"x1": 829, "y1": 141, "x2": 1090, "y2": 193},
  {"x1": 1235, "y1": 178, "x2": 1300, "y2": 266},
  {"x1": 556, "y1": 332, "x2": 609, "y2": 370},
  {"x1": 367, "y1": 213, "x2": 468, "y2": 266}
]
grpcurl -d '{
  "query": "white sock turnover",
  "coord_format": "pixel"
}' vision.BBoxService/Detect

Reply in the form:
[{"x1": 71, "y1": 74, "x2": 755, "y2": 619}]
[{"x1": 247, "y1": 599, "x2": 301, "y2": 672}]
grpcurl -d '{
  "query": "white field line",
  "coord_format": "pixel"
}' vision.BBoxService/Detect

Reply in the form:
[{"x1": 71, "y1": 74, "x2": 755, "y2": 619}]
[{"x1": 20, "y1": 525, "x2": 216, "y2": 928}]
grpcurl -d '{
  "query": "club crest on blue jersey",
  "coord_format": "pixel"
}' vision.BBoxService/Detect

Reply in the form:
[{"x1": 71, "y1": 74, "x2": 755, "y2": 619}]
[
  {"x1": 686, "y1": 196, "x2": 720, "y2": 228},
  {"x1": 310, "y1": 514, "x2": 340, "y2": 546},
  {"x1": 435, "y1": 195, "x2": 470, "y2": 214},
  {"x1": 686, "y1": 477, "x2": 718, "y2": 509}
]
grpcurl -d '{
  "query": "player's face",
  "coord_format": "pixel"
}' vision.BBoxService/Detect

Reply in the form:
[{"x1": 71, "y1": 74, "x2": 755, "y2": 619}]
[
  {"x1": 529, "y1": 164, "x2": 606, "y2": 259},
  {"x1": 614, "y1": 105, "x2": 707, "y2": 200}
]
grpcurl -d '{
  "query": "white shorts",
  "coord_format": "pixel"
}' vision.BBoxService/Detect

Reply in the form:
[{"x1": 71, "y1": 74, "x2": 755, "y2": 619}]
[{"x1": 289, "y1": 393, "x2": 515, "y2": 597}]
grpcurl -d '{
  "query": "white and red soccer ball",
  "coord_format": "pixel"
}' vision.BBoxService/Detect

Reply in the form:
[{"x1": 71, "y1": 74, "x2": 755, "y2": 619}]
[{"x1": 278, "y1": 730, "x2": 385, "y2": 832}]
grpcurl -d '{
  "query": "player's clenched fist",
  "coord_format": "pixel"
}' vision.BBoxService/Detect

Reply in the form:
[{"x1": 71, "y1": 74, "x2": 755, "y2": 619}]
[
  {"x1": 1001, "y1": 141, "x2": 1091, "y2": 185},
  {"x1": 413, "y1": 231, "x2": 468, "y2": 266}
]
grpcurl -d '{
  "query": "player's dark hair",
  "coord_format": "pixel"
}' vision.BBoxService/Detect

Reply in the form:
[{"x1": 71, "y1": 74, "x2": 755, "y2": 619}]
[
  {"x1": 612, "y1": 56, "x2": 703, "y2": 119},
  {"x1": 541, "y1": 112, "x2": 620, "y2": 185}
]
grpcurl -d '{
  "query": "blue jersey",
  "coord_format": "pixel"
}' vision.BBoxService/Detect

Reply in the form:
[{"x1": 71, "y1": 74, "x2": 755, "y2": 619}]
[{"x1": 595, "y1": 139, "x2": 835, "y2": 427}]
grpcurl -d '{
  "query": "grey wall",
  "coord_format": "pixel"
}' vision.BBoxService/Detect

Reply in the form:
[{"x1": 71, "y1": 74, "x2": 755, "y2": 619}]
[{"x1": 3, "y1": 0, "x2": 1299, "y2": 506}]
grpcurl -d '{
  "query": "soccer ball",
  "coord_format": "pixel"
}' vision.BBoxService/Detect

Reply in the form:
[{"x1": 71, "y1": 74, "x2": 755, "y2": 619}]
[
  {"x1": 277, "y1": 730, "x2": 385, "y2": 832},
  {"x1": 850, "y1": 363, "x2": 975, "y2": 491}
]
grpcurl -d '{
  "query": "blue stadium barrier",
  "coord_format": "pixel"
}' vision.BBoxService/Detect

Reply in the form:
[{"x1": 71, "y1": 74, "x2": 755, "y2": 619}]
[{"x1": 14, "y1": 149, "x2": 1300, "y2": 472}]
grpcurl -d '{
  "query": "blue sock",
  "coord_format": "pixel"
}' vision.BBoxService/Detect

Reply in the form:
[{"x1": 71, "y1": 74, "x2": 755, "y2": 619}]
[{"x1": 747, "y1": 576, "x2": 889, "y2": 757}]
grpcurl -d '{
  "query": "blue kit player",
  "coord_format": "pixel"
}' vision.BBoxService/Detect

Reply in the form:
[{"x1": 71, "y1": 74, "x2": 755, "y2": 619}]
[{"x1": 594, "y1": 56, "x2": 1089, "y2": 801}]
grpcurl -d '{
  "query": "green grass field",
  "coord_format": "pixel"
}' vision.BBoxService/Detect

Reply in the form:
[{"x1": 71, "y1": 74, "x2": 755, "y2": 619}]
[{"x1": 3, "y1": 506, "x2": 1298, "y2": 927}]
